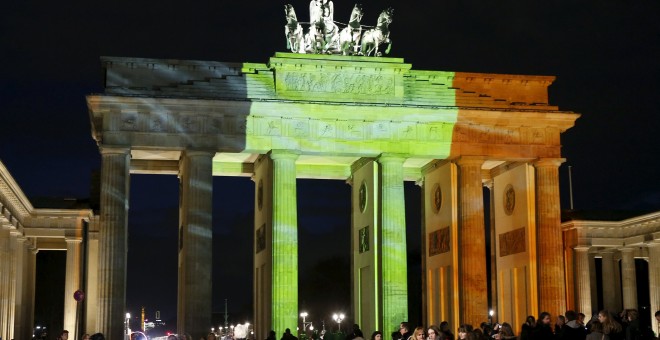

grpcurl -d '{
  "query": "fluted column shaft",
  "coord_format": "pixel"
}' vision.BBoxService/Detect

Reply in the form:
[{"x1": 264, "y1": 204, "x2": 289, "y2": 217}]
[
  {"x1": 64, "y1": 238, "x2": 82, "y2": 339},
  {"x1": 601, "y1": 251, "x2": 616, "y2": 312},
  {"x1": 6, "y1": 231, "x2": 19, "y2": 340},
  {"x1": 612, "y1": 256, "x2": 622, "y2": 311},
  {"x1": 456, "y1": 157, "x2": 488, "y2": 326},
  {"x1": 647, "y1": 244, "x2": 660, "y2": 337},
  {"x1": 620, "y1": 248, "x2": 637, "y2": 309},
  {"x1": 97, "y1": 146, "x2": 130, "y2": 339},
  {"x1": 177, "y1": 150, "x2": 214, "y2": 339},
  {"x1": 378, "y1": 154, "x2": 408, "y2": 333},
  {"x1": 270, "y1": 150, "x2": 299, "y2": 334},
  {"x1": 0, "y1": 226, "x2": 11, "y2": 340},
  {"x1": 573, "y1": 247, "x2": 592, "y2": 317},
  {"x1": 12, "y1": 237, "x2": 27, "y2": 340},
  {"x1": 534, "y1": 158, "x2": 566, "y2": 318}
]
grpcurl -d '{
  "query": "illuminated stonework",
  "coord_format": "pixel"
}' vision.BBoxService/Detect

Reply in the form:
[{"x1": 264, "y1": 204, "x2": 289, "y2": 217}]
[{"x1": 87, "y1": 52, "x2": 581, "y2": 337}]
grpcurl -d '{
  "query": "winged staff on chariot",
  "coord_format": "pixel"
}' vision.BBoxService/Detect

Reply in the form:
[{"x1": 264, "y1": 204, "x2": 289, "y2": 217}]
[{"x1": 285, "y1": 1, "x2": 393, "y2": 56}]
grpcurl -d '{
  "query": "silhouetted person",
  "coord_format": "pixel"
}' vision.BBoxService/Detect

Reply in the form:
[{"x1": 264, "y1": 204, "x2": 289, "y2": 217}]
[
  {"x1": 282, "y1": 328, "x2": 298, "y2": 340},
  {"x1": 267, "y1": 331, "x2": 277, "y2": 340}
]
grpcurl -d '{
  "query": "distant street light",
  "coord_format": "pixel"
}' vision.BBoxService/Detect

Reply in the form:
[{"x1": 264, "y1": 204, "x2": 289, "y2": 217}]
[
  {"x1": 125, "y1": 313, "x2": 131, "y2": 339},
  {"x1": 332, "y1": 313, "x2": 345, "y2": 332},
  {"x1": 300, "y1": 312, "x2": 311, "y2": 332}
]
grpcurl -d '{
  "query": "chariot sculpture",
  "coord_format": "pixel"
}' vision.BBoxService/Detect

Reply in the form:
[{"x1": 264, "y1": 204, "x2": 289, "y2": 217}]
[{"x1": 284, "y1": 1, "x2": 392, "y2": 56}]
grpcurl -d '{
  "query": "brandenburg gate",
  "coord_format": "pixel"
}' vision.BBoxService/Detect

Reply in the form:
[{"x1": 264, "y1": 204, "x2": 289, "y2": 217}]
[{"x1": 85, "y1": 51, "x2": 579, "y2": 339}]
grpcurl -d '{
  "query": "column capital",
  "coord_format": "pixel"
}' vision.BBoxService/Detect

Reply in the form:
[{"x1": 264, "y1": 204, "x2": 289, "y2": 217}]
[
  {"x1": 619, "y1": 247, "x2": 636, "y2": 254},
  {"x1": 377, "y1": 153, "x2": 407, "y2": 164},
  {"x1": 65, "y1": 237, "x2": 83, "y2": 244},
  {"x1": 269, "y1": 149, "x2": 300, "y2": 161},
  {"x1": 533, "y1": 158, "x2": 565, "y2": 168},
  {"x1": 99, "y1": 145, "x2": 131, "y2": 155},
  {"x1": 574, "y1": 246, "x2": 591, "y2": 252},
  {"x1": 454, "y1": 155, "x2": 486, "y2": 167},
  {"x1": 646, "y1": 241, "x2": 660, "y2": 248},
  {"x1": 9, "y1": 229, "x2": 23, "y2": 237}
]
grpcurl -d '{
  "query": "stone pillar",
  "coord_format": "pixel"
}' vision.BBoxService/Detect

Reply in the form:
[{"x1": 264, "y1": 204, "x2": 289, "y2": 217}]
[
  {"x1": 0, "y1": 225, "x2": 10, "y2": 340},
  {"x1": 601, "y1": 251, "x2": 616, "y2": 312},
  {"x1": 647, "y1": 243, "x2": 660, "y2": 337},
  {"x1": 64, "y1": 238, "x2": 82, "y2": 339},
  {"x1": 612, "y1": 256, "x2": 622, "y2": 312},
  {"x1": 620, "y1": 248, "x2": 637, "y2": 310},
  {"x1": 13, "y1": 236, "x2": 27, "y2": 340},
  {"x1": 456, "y1": 156, "x2": 488, "y2": 327},
  {"x1": 97, "y1": 146, "x2": 130, "y2": 339},
  {"x1": 270, "y1": 150, "x2": 299, "y2": 334},
  {"x1": 6, "y1": 231, "x2": 20, "y2": 340},
  {"x1": 177, "y1": 150, "x2": 214, "y2": 339},
  {"x1": 573, "y1": 247, "x2": 592, "y2": 317},
  {"x1": 378, "y1": 154, "x2": 408, "y2": 333},
  {"x1": 534, "y1": 158, "x2": 566, "y2": 318}
]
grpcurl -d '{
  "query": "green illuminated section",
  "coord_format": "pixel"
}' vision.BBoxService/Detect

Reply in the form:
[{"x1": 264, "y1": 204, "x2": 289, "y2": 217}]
[
  {"x1": 378, "y1": 155, "x2": 408, "y2": 334},
  {"x1": 240, "y1": 54, "x2": 458, "y2": 160},
  {"x1": 238, "y1": 54, "x2": 461, "y2": 335},
  {"x1": 270, "y1": 151, "x2": 300, "y2": 334}
]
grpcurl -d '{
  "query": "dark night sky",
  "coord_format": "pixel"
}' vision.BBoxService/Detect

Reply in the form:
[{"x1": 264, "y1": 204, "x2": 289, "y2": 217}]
[{"x1": 2, "y1": 0, "x2": 660, "y2": 332}]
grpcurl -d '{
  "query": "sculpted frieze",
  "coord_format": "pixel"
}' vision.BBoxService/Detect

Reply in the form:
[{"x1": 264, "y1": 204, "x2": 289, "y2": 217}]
[
  {"x1": 177, "y1": 115, "x2": 201, "y2": 133},
  {"x1": 338, "y1": 120, "x2": 365, "y2": 140},
  {"x1": 286, "y1": 119, "x2": 310, "y2": 137},
  {"x1": 279, "y1": 71, "x2": 395, "y2": 96},
  {"x1": 316, "y1": 120, "x2": 337, "y2": 139},
  {"x1": 371, "y1": 121, "x2": 391, "y2": 139},
  {"x1": 121, "y1": 112, "x2": 139, "y2": 131},
  {"x1": 397, "y1": 122, "x2": 417, "y2": 140},
  {"x1": 499, "y1": 227, "x2": 526, "y2": 257}
]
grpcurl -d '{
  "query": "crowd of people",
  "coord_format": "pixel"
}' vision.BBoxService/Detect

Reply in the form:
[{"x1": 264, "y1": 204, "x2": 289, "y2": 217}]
[{"x1": 375, "y1": 309, "x2": 660, "y2": 340}]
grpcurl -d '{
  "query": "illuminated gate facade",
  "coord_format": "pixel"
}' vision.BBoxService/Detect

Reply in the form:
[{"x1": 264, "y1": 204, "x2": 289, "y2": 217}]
[{"x1": 87, "y1": 52, "x2": 579, "y2": 339}]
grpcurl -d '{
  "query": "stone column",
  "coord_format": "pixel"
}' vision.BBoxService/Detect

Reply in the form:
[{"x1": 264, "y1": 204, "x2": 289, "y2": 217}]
[
  {"x1": 647, "y1": 243, "x2": 660, "y2": 337},
  {"x1": 456, "y1": 156, "x2": 488, "y2": 327},
  {"x1": 270, "y1": 150, "x2": 299, "y2": 334},
  {"x1": 97, "y1": 146, "x2": 130, "y2": 339},
  {"x1": 378, "y1": 154, "x2": 408, "y2": 333},
  {"x1": 177, "y1": 150, "x2": 214, "y2": 339},
  {"x1": 601, "y1": 250, "x2": 616, "y2": 312},
  {"x1": 6, "y1": 231, "x2": 20, "y2": 340},
  {"x1": 534, "y1": 158, "x2": 566, "y2": 318},
  {"x1": 0, "y1": 225, "x2": 10, "y2": 340},
  {"x1": 620, "y1": 248, "x2": 637, "y2": 310},
  {"x1": 13, "y1": 236, "x2": 27, "y2": 340},
  {"x1": 64, "y1": 238, "x2": 82, "y2": 339},
  {"x1": 612, "y1": 256, "x2": 622, "y2": 312},
  {"x1": 573, "y1": 247, "x2": 592, "y2": 317}
]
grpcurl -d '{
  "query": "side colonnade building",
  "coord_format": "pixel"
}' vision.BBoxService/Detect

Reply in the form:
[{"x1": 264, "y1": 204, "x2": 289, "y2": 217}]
[
  {"x1": 1, "y1": 52, "x2": 611, "y2": 339},
  {"x1": 0, "y1": 161, "x2": 94, "y2": 340},
  {"x1": 562, "y1": 211, "x2": 660, "y2": 336}
]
